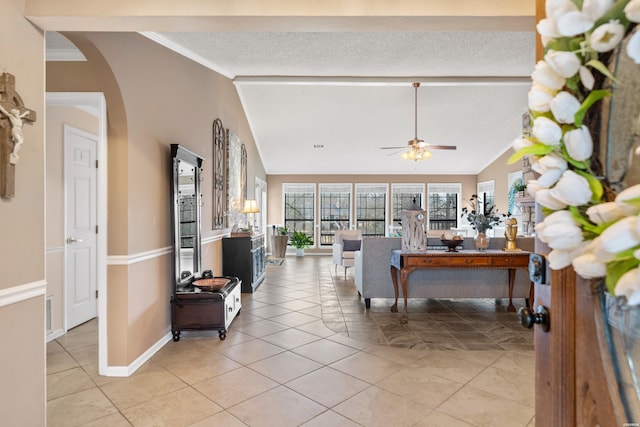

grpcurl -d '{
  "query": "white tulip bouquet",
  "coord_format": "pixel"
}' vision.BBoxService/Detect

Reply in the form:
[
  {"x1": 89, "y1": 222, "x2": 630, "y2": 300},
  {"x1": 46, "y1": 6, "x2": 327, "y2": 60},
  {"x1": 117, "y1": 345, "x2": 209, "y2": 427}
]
[{"x1": 509, "y1": 0, "x2": 640, "y2": 304}]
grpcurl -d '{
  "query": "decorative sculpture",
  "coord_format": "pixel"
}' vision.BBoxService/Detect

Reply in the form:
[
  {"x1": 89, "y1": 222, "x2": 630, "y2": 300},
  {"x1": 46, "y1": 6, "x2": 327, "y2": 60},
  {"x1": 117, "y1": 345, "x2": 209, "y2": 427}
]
[
  {"x1": 503, "y1": 217, "x2": 521, "y2": 252},
  {"x1": 0, "y1": 72, "x2": 36, "y2": 199},
  {"x1": 401, "y1": 199, "x2": 427, "y2": 252}
]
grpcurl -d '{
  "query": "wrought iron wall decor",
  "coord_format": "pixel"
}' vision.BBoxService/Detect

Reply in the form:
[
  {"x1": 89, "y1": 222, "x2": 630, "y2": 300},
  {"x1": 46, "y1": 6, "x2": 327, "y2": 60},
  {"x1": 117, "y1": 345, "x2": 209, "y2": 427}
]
[
  {"x1": 226, "y1": 129, "x2": 248, "y2": 228},
  {"x1": 212, "y1": 118, "x2": 226, "y2": 229}
]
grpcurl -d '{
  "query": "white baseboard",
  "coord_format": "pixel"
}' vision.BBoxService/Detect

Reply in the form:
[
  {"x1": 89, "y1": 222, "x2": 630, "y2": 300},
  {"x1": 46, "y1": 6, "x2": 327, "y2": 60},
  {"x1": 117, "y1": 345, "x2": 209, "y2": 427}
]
[
  {"x1": 46, "y1": 328, "x2": 66, "y2": 342},
  {"x1": 101, "y1": 331, "x2": 172, "y2": 377}
]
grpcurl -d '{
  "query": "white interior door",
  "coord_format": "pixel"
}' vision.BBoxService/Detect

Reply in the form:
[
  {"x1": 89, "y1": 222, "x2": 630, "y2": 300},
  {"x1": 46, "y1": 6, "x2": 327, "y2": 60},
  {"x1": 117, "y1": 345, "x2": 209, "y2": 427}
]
[{"x1": 65, "y1": 125, "x2": 98, "y2": 329}]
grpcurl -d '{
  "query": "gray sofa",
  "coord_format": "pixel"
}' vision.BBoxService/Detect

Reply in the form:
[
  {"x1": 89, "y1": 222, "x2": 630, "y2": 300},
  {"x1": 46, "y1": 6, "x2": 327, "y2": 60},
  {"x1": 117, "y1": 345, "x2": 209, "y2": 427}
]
[{"x1": 354, "y1": 236, "x2": 534, "y2": 308}]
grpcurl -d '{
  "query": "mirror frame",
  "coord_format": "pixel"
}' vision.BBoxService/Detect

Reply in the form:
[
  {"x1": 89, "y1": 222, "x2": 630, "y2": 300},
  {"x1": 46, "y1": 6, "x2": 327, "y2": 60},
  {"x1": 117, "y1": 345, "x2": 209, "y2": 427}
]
[{"x1": 171, "y1": 144, "x2": 204, "y2": 284}]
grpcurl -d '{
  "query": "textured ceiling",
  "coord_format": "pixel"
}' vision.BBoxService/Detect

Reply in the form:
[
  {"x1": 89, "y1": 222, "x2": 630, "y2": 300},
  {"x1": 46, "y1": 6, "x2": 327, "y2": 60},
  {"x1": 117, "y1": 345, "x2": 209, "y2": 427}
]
[{"x1": 47, "y1": 21, "x2": 536, "y2": 175}]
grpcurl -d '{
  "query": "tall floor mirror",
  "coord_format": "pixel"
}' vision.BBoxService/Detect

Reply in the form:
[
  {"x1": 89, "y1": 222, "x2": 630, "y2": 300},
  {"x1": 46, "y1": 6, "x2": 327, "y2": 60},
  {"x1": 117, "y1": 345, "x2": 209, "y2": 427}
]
[{"x1": 171, "y1": 144, "x2": 203, "y2": 283}]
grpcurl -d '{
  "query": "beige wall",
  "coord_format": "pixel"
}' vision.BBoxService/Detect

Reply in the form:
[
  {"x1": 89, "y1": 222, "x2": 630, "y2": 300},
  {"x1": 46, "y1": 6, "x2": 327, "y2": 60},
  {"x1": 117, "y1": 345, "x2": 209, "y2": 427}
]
[
  {"x1": 46, "y1": 32, "x2": 266, "y2": 367},
  {"x1": 45, "y1": 105, "x2": 99, "y2": 335},
  {"x1": 0, "y1": 0, "x2": 46, "y2": 424}
]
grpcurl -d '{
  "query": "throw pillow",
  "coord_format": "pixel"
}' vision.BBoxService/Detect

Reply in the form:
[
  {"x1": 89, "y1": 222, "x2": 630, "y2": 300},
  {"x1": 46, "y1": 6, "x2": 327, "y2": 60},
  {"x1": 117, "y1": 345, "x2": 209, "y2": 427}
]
[{"x1": 342, "y1": 239, "x2": 362, "y2": 252}]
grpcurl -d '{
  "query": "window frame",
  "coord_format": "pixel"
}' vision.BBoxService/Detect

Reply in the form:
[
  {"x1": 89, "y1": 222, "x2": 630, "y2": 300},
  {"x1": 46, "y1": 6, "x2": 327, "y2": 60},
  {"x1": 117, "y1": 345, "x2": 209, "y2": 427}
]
[
  {"x1": 282, "y1": 183, "x2": 316, "y2": 247},
  {"x1": 354, "y1": 183, "x2": 388, "y2": 237},
  {"x1": 318, "y1": 183, "x2": 352, "y2": 246},
  {"x1": 426, "y1": 183, "x2": 461, "y2": 232}
]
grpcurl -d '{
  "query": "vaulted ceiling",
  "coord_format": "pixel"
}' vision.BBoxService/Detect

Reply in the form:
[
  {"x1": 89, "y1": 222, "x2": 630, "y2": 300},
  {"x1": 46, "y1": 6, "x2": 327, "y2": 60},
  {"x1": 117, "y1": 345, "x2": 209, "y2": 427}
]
[{"x1": 43, "y1": 2, "x2": 536, "y2": 175}]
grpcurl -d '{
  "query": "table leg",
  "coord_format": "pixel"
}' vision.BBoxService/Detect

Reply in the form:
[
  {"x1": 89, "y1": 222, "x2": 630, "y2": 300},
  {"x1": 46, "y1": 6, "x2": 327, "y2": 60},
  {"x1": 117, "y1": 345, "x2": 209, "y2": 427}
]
[
  {"x1": 399, "y1": 268, "x2": 411, "y2": 324},
  {"x1": 507, "y1": 268, "x2": 516, "y2": 312},
  {"x1": 390, "y1": 266, "x2": 399, "y2": 313}
]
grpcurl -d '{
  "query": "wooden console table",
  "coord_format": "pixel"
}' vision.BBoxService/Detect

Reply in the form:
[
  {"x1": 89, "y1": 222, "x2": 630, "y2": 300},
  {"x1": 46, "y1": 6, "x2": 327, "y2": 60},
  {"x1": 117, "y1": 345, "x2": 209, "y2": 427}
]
[{"x1": 390, "y1": 250, "x2": 531, "y2": 323}]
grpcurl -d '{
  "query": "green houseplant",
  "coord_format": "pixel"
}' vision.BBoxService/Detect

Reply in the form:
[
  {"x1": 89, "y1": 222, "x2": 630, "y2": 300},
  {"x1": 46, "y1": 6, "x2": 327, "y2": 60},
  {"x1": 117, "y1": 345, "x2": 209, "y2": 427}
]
[{"x1": 290, "y1": 230, "x2": 313, "y2": 256}]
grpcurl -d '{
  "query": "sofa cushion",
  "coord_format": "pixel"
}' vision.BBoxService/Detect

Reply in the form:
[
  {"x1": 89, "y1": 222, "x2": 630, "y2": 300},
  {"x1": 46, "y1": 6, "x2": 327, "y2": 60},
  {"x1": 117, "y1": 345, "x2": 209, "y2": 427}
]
[{"x1": 343, "y1": 239, "x2": 362, "y2": 252}]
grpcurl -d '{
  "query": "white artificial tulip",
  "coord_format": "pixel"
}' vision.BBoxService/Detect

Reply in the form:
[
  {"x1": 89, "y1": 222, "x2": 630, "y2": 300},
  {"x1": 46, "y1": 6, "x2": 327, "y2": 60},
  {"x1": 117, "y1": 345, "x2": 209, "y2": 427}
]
[
  {"x1": 526, "y1": 180, "x2": 543, "y2": 197},
  {"x1": 532, "y1": 116, "x2": 563, "y2": 146},
  {"x1": 538, "y1": 168, "x2": 565, "y2": 188},
  {"x1": 511, "y1": 136, "x2": 535, "y2": 152},
  {"x1": 546, "y1": 0, "x2": 575, "y2": 17},
  {"x1": 579, "y1": 66, "x2": 595, "y2": 90},
  {"x1": 541, "y1": 222, "x2": 584, "y2": 250},
  {"x1": 586, "y1": 202, "x2": 628, "y2": 225},
  {"x1": 548, "y1": 249, "x2": 573, "y2": 269},
  {"x1": 588, "y1": 236, "x2": 618, "y2": 263},
  {"x1": 550, "y1": 91, "x2": 581, "y2": 124},
  {"x1": 535, "y1": 221, "x2": 547, "y2": 242},
  {"x1": 582, "y1": 0, "x2": 614, "y2": 22},
  {"x1": 590, "y1": 20, "x2": 625, "y2": 52},
  {"x1": 557, "y1": 10, "x2": 595, "y2": 36},
  {"x1": 537, "y1": 19, "x2": 561, "y2": 43},
  {"x1": 627, "y1": 31, "x2": 640, "y2": 64},
  {"x1": 564, "y1": 125, "x2": 594, "y2": 161},
  {"x1": 615, "y1": 184, "x2": 640, "y2": 215},
  {"x1": 599, "y1": 216, "x2": 640, "y2": 254},
  {"x1": 624, "y1": 0, "x2": 640, "y2": 23},
  {"x1": 536, "y1": 188, "x2": 569, "y2": 210},
  {"x1": 543, "y1": 209, "x2": 576, "y2": 226},
  {"x1": 528, "y1": 84, "x2": 555, "y2": 112},
  {"x1": 531, "y1": 61, "x2": 566, "y2": 91},
  {"x1": 572, "y1": 253, "x2": 607, "y2": 278},
  {"x1": 549, "y1": 170, "x2": 593, "y2": 206},
  {"x1": 614, "y1": 268, "x2": 640, "y2": 306},
  {"x1": 531, "y1": 153, "x2": 568, "y2": 187},
  {"x1": 545, "y1": 50, "x2": 581, "y2": 78},
  {"x1": 534, "y1": 152, "x2": 568, "y2": 171}
]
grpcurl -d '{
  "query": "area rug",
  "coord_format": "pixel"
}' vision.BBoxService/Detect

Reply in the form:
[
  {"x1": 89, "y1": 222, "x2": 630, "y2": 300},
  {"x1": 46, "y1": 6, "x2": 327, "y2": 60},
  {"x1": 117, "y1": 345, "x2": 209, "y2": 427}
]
[{"x1": 265, "y1": 259, "x2": 284, "y2": 266}]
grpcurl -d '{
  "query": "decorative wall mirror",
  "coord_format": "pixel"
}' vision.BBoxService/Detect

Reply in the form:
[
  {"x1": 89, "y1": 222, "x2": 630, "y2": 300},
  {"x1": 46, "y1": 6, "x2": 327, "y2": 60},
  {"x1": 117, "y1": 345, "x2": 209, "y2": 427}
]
[
  {"x1": 171, "y1": 144, "x2": 203, "y2": 283},
  {"x1": 212, "y1": 119, "x2": 226, "y2": 229},
  {"x1": 226, "y1": 129, "x2": 248, "y2": 228},
  {"x1": 599, "y1": 31, "x2": 640, "y2": 191}
]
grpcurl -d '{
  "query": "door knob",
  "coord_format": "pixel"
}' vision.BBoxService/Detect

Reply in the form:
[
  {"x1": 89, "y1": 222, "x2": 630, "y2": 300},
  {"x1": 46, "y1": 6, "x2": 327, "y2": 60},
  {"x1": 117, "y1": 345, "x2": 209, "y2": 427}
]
[
  {"x1": 66, "y1": 237, "x2": 83, "y2": 244},
  {"x1": 517, "y1": 305, "x2": 550, "y2": 332}
]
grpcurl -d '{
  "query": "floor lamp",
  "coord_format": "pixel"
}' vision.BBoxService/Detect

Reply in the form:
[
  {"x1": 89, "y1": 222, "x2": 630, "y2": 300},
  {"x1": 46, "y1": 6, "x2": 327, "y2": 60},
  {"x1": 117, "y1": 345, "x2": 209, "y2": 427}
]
[{"x1": 242, "y1": 199, "x2": 260, "y2": 232}]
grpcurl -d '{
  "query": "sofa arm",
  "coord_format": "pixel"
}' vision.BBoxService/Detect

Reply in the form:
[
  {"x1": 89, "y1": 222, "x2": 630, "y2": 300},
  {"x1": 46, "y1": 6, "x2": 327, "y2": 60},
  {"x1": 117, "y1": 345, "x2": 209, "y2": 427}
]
[
  {"x1": 354, "y1": 250, "x2": 363, "y2": 295},
  {"x1": 332, "y1": 243, "x2": 343, "y2": 265}
]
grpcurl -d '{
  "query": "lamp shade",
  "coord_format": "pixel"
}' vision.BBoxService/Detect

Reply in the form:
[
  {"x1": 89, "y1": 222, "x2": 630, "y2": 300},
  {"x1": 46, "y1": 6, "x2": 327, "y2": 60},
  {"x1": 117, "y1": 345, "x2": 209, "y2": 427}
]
[{"x1": 242, "y1": 199, "x2": 260, "y2": 213}]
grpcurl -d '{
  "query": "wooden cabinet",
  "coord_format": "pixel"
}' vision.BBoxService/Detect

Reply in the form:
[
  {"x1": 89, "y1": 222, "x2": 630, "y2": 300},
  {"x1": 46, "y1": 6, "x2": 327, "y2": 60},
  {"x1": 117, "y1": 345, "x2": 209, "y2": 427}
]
[
  {"x1": 171, "y1": 277, "x2": 241, "y2": 341},
  {"x1": 223, "y1": 235, "x2": 265, "y2": 293}
]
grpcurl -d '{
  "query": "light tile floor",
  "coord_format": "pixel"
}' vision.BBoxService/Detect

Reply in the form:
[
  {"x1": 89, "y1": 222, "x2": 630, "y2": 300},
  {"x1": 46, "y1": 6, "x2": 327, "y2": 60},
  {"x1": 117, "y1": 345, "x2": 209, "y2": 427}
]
[{"x1": 47, "y1": 255, "x2": 536, "y2": 427}]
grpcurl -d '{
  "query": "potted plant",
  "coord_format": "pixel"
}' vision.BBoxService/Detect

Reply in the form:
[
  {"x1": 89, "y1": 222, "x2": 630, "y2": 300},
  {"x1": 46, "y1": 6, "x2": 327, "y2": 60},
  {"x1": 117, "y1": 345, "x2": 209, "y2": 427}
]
[{"x1": 289, "y1": 230, "x2": 313, "y2": 256}]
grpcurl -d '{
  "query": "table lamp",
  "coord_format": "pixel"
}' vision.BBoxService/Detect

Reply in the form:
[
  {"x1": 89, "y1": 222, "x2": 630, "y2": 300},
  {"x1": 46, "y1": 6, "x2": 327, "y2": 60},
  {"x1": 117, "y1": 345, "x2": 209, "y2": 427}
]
[{"x1": 242, "y1": 199, "x2": 260, "y2": 231}]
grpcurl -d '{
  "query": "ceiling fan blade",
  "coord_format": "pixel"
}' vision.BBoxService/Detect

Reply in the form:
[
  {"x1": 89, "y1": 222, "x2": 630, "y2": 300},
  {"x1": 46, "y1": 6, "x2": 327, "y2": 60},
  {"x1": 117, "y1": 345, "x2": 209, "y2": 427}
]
[
  {"x1": 426, "y1": 145, "x2": 457, "y2": 150},
  {"x1": 380, "y1": 146, "x2": 407, "y2": 150},
  {"x1": 386, "y1": 149, "x2": 404, "y2": 156}
]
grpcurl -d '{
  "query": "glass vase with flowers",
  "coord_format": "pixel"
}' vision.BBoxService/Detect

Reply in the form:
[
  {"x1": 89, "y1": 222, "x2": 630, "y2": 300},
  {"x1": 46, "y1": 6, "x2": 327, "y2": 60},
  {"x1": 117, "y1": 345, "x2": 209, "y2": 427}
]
[{"x1": 461, "y1": 194, "x2": 510, "y2": 250}]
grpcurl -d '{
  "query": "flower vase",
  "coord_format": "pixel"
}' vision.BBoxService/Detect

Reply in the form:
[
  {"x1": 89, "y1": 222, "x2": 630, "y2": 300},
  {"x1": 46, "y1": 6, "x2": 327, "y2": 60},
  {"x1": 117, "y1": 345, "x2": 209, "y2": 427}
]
[{"x1": 474, "y1": 232, "x2": 490, "y2": 251}]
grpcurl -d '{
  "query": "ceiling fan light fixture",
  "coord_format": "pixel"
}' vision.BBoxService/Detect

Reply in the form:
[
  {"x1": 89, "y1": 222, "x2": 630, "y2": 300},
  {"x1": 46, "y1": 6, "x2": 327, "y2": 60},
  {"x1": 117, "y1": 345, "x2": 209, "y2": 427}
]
[{"x1": 404, "y1": 82, "x2": 431, "y2": 162}]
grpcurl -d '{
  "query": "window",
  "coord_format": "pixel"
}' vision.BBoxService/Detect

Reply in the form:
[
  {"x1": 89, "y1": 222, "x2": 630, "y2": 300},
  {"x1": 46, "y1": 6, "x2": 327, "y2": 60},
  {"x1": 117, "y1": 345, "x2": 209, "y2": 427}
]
[
  {"x1": 355, "y1": 184, "x2": 387, "y2": 237},
  {"x1": 283, "y1": 184, "x2": 315, "y2": 244},
  {"x1": 391, "y1": 184, "x2": 425, "y2": 229},
  {"x1": 319, "y1": 184, "x2": 351, "y2": 246},
  {"x1": 427, "y1": 183, "x2": 460, "y2": 231},
  {"x1": 477, "y1": 180, "x2": 495, "y2": 215}
]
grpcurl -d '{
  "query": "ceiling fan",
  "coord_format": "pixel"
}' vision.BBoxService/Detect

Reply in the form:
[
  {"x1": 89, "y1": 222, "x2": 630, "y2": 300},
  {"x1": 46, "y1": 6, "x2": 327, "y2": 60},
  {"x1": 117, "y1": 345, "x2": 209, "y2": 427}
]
[{"x1": 381, "y1": 82, "x2": 457, "y2": 161}]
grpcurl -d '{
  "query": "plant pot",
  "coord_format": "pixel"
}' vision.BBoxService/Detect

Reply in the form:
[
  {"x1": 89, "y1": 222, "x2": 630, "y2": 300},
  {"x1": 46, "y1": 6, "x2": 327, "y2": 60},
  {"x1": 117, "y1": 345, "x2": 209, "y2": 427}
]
[
  {"x1": 295, "y1": 248, "x2": 304, "y2": 257},
  {"x1": 474, "y1": 232, "x2": 490, "y2": 251},
  {"x1": 271, "y1": 235, "x2": 288, "y2": 258}
]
